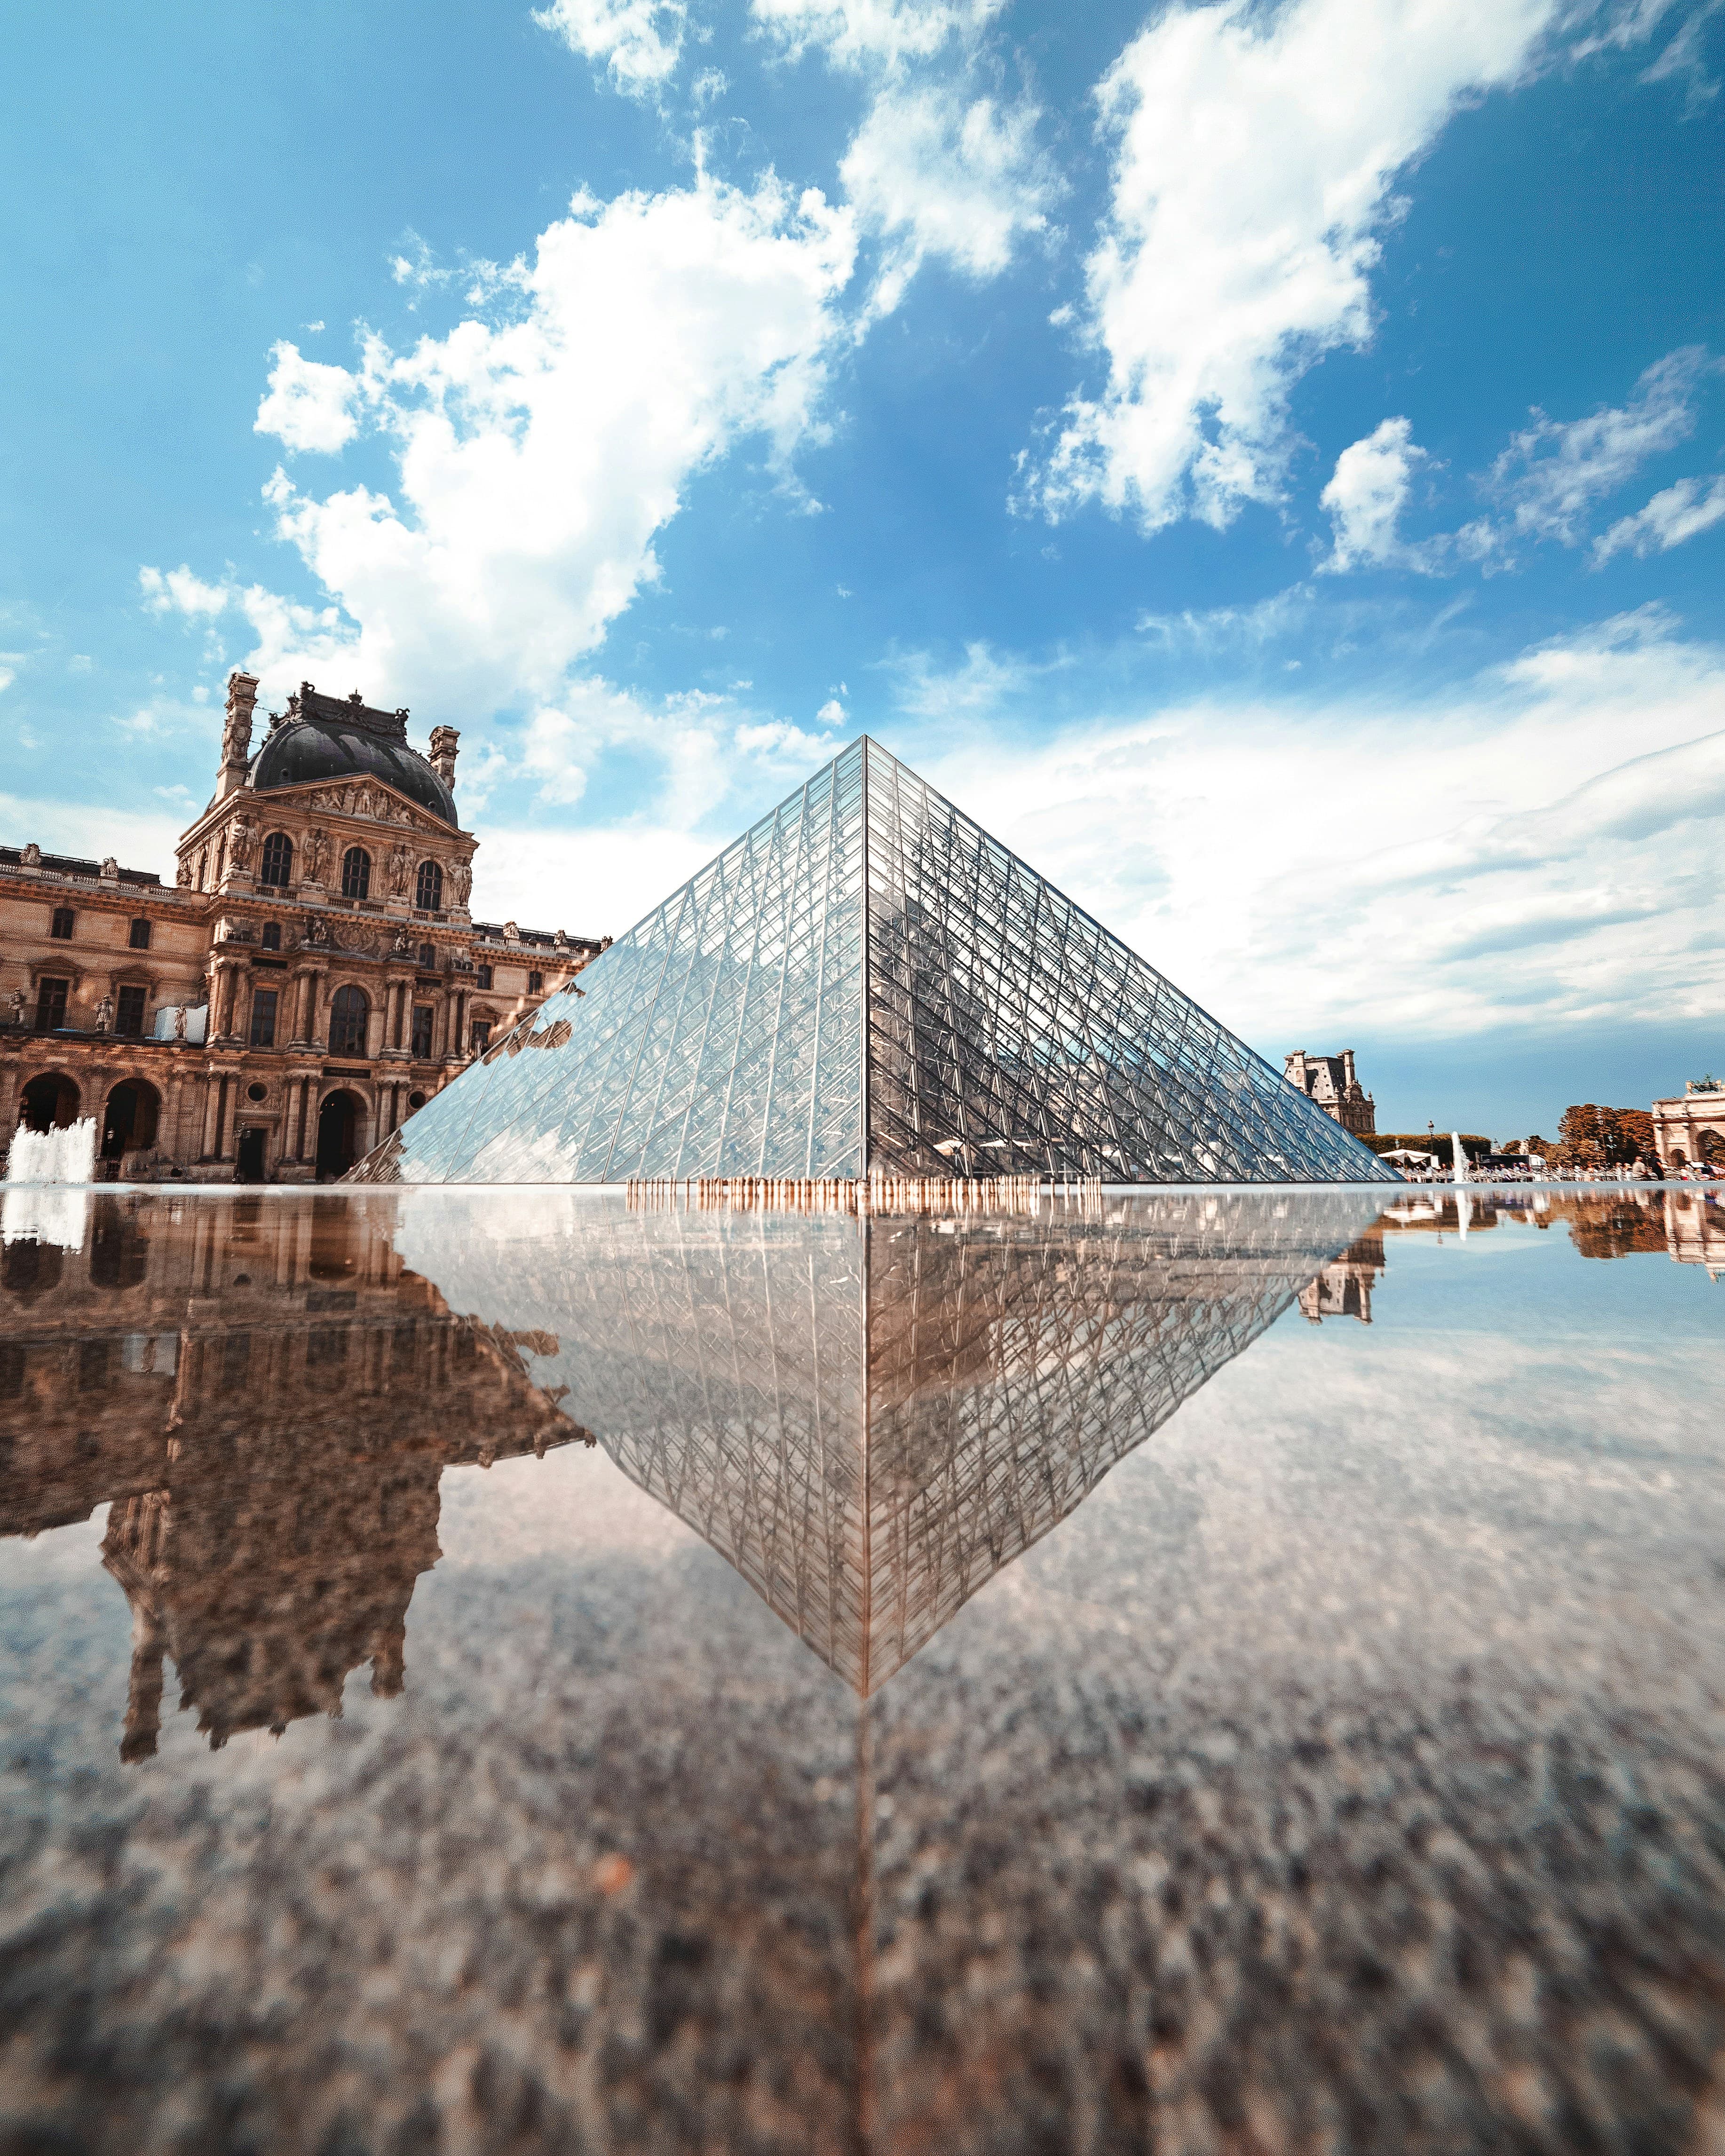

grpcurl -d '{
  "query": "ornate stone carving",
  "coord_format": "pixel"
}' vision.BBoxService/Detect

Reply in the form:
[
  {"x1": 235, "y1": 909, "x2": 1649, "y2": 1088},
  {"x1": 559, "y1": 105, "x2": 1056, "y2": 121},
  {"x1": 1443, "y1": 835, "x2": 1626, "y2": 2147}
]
[
  {"x1": 226, "y1": 817, "x2": 255, "y2": 871},
  {"x1": 222, "y1": 671, "x2": 259, "y2": 768},
  {"x1": 22, "y1": 843, "x2": 40, "y2": 866},
  {"x1": 9, "y1": 988, "x2": 25, "y2": 1026},
  {"x1": 450, "y1": 860, "x2": 472, "y2": 907},
  {"x1": 304, "y1": 828, "x2": 331, "y2": 882},
  {"x1": 94, "y1": 993, "x2": 114, "y2": 1035},
  {"x1": 173, "y1": 1005, "x2": 188, "y2": 1041},
  {"x1": 387, "y1": 843, "x2": 411, "y2": 897},
  {"x1": 176, "y1": 859, "x2": 194, "y2": 888},
  {"x1": 100, "y1": 855, "x2": 119, "y2": 880}
]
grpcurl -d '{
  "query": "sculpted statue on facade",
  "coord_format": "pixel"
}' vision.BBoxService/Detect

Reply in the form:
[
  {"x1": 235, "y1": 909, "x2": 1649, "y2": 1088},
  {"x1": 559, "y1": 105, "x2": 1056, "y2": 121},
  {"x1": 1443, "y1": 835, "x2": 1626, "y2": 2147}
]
[
  {"x1": 101, "y1": 855, "x2": 119, "y2": 879},
  {"x1": 22, "y1": 843, "x2": 40, "y2": 867},
  {"x1": 8, "y1": 988, "x2": 24, "y2": 1026},
  {"x1": 304, "y1": 828, "x2": 330, "y2": 882},
  {"x1": 94, "y1": 993, "x2": 114, "y2": 1035},
  {"x1": 176, "y1": 858, "x2": 194, "y2": 888},
  {"x1": 387, "y1": 843, "x2": 411, "y2": 897},
  {"x1": 173, "y1": 1004, "x2": 188, "y2": 1041},
  {"x1": 226, "y1": 817, "x2": 255, "y2": 870},
  {"x1": 451, "y1": 860, "x2": 472, "y2": 907}
]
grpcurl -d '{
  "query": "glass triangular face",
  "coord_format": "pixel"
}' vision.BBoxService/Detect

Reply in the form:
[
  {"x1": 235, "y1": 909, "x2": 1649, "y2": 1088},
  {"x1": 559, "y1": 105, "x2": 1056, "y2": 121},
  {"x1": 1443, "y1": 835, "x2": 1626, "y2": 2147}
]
[
  {"x1": 861, "y1": 741, "x2": 1380, "y2": 1183},
  {"x1": 369, "y1": 742, "x2": 868, "y2": 1183},
  {"x1": 357, "y1": 736, "x2": 1380, "y2": 1185}
]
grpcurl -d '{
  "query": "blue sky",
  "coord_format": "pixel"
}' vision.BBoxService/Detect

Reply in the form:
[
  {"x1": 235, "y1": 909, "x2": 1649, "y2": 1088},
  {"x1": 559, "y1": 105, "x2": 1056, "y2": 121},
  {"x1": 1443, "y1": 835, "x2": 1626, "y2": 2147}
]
[{"x1": 3, "y1": 0, "x2": 1723, "y2": 1138}]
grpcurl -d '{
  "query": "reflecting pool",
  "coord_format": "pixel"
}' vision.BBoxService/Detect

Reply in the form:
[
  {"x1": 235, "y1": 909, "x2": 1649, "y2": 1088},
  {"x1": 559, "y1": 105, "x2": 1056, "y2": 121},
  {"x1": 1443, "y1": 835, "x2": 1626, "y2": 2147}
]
[{"x1": 1, "y1": 1184, "x2": 1722, "y2": 2153}]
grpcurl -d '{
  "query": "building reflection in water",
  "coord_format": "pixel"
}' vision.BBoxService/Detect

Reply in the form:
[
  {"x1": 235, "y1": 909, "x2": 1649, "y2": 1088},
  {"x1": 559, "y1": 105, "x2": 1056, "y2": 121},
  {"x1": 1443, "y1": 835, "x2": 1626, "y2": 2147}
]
[
  {"x1": 0, "y1": 1191, "x2": 579, "y2": 1760},
  {"x1": 1, "y1": 1184, "x2": 1715, "y2": 1758}
]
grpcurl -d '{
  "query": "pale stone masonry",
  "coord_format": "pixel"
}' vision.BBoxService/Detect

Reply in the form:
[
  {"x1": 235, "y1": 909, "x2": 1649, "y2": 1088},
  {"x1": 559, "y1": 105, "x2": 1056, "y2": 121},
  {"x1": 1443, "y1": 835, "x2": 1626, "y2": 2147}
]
[
  {"x1": 1651, "y1": 1084, "x2": 1725, "y2": 1175},
  {"x1": 0, "y1": 674, "x2": 609, "y2": 1181},
  {"x1": 1283, "y1": 1049, "x2": 1377, "y2": 1138}
]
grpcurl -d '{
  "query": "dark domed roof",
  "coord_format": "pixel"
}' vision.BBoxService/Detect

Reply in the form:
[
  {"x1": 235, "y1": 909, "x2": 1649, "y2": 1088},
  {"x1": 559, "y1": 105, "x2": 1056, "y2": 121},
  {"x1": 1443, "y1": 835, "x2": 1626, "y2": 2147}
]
[{"x1": 250, "y1": 685, "x2": 457, "y2": 826}]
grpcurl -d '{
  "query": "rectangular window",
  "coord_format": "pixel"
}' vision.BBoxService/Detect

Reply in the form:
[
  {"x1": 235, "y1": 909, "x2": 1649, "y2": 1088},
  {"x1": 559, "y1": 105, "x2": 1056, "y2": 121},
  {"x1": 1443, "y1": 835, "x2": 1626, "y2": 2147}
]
[
  {"x1": 475, "y1": 964, "x2": 492, "y2": 989},
  {"x1": 470, "y1": 1020, "x2": 491, "y2": 1052},
  {"x1": 49, "y1": 908, "x2": 74, "y2": 940},
  {"x1": 527, "y1": 970, "x2": 544, "y2": 994},
  {"x1": 411, "y1": 1004, "x2": 435, "y2": 1059},
  {"x1": 35, "y1": 978, "x2": 68, "y2": 1031},
  {"x1": 116, "y1": 984, "x2": 147, "y2": 1038},
  {"x1": 128, "y1": 918, "x2": 152, "y2": 950},
  {"x1": 261, "y1": 921, "x2": 281, "y2": 951},
  {"x1": 249, "y1": 987, "x2": 278, "y2": 1048}
]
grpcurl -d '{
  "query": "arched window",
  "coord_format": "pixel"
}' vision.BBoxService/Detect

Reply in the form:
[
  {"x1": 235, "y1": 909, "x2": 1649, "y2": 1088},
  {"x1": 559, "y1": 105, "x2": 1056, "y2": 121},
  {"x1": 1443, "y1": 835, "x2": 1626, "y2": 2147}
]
[
  {"x1": 329, "y1": 984, "x2": 370, "y2": 1057},
  {"x1": 415, "y1": 860, "x2": 443, "y2": 911},
  {"x1": 340, "y1": 847, "x2": 372, "y2": 900},
  {"x1": 260, "y1": 831, "x2": 294, "y2": 888}
]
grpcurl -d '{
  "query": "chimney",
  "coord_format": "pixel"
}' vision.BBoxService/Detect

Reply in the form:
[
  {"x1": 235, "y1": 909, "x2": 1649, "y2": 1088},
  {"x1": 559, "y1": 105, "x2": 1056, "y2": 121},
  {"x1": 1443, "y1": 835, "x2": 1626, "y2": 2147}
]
[
  {"x1": 217, "y1": 671, "x2": 259, "y2": 800},
  {"x1": 428, "y1": 726, "x2": 459, "y2": 790},
  {"x1": 1342, "y1": 1049, "x2": 1358, "y2": 1092}
]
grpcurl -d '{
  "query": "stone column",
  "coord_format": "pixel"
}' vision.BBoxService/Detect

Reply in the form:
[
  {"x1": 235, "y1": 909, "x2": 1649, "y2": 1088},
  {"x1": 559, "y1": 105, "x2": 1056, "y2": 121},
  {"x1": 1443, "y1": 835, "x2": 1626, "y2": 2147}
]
[
  {"x1": 199, "y1": 1070, "x2": 223, "y2": 1160},
  {"x1": 211, "y1": 961, "x2": 240, "y2": 1045},
  {"x1": 450, "y1": 988, "x2": 468, "y2": 1061},
  {"x1": 305, "y1": 965, "x2": 331, "y2": 1051},
  {"x1": 365, "y1": 990, "x2": 388, "y2": 1062}
]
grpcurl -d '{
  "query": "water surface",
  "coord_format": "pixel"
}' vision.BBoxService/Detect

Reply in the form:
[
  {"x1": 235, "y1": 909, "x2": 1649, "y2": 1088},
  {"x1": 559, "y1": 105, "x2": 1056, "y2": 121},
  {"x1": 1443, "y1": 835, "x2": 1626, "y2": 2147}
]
[{"x1": 1, "y1": 1185, "x2": 1722, "y2": 2153}]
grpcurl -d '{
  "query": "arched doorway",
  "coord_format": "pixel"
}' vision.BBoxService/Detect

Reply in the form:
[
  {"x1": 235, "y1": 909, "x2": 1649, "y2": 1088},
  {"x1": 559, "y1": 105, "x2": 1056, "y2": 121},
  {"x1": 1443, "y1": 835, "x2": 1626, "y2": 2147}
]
[
  {"x1": 102, "y1": 1080, "x2": 161, "y2": 1161},
  {"x1": 315, "y1": 1089, "x2": 363, "y2": 1179},
  {"x1": 19, "y1": 1073, "x2": 80, "y2": 1132}
]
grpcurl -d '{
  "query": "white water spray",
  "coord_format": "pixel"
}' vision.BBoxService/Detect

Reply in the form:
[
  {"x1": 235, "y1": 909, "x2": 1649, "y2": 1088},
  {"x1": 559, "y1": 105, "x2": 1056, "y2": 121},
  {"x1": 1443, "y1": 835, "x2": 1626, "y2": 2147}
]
[
  {"x1": 2, "y1": 1115, "x2": 97, "y2": 1252},
  {"x1": 1452, "y1": 1130, "x2": 1467, "y2": 1184}
]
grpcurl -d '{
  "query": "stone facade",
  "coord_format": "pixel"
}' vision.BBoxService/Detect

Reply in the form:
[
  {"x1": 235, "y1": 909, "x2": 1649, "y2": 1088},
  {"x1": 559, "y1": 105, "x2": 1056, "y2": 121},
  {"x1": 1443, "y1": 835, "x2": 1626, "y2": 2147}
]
[
  {"x1": 1651, "y1": 1084, "x2": 1725, "y2": 1174},
  {"x1": 1, "y1": 675, "x2": 609, "y2": 1180},
  {"x1": 1283, "y1": 1049, "x2": 1377, "y2": 1137}
]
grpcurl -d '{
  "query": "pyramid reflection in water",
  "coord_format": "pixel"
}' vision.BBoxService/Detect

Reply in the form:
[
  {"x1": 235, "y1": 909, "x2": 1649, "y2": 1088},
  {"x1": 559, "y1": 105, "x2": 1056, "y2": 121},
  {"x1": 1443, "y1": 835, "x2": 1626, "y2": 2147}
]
[
  {"x1": 0, "y1": 1190, "x2": 1380, "y2": 1752},
  {"x1": 399, "y1": 1189, "x2": 1385, "y2": 1693},
  {"x1": 356, "y1": 738, "x2": 1382, "y2": 1185}
]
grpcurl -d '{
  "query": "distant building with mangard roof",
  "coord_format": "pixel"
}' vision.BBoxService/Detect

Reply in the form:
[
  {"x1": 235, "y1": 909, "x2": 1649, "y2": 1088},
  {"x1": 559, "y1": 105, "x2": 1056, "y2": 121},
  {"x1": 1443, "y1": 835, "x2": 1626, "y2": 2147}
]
[{"x1": 1283, "y1": 1050, "x2": 1376, "y2": 1138}]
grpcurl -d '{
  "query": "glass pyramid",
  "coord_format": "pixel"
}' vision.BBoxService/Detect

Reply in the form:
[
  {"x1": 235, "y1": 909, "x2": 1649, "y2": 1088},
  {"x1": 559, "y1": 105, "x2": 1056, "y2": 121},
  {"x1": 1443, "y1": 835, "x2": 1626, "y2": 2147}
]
[{"x1": 355, "y1": 738, "x2": 1385, "y2": 1184}]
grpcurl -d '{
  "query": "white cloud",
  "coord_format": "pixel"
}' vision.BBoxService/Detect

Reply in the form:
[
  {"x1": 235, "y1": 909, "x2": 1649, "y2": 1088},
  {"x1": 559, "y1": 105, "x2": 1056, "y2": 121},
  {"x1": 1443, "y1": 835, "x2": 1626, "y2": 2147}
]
[
  {"x1": 909, "y1": 608, "x2": 1725, "y2": 1048},
  {"x1": 534, "y1": 0, "x2": 686, "y2": 95},
  {"x1": 1320, "y1": 417, "x2": 1440, "y2": 573},
  {"x1": 840, "y1": 82, "x2": 1055, "y2": 307},
  {"x1": 139, "y1": 564, "x2": 231, "y2": 618},
  {"x1": 1592, "y1": 470, "x2": 1725, "y2": 563},
  {"x1": 736, "y1": 717, "x2": 843, "y2": 759},
  {"x1": 1027, "y1": 0, "x2": 1561, "y2": 533},
  {"x1": 1484, "y1": 345, "x2": 1717, "y2": 546},
  {"x1": 254, "y1": 340, "x2": 361, "y2": 455},
  {"x1": 750, "y1": 0, "x2": 1001, "y2": 71},
  {"x1": 226, "y1": 172, "x2": 855, "y2": 736}
]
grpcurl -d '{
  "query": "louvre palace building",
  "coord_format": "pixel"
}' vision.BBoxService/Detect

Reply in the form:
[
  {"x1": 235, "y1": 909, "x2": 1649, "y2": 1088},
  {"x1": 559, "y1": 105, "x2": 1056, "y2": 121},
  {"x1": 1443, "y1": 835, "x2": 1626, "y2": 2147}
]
[{"x1": 0, "y1": 673, "x2": 608, "y2": 1181}]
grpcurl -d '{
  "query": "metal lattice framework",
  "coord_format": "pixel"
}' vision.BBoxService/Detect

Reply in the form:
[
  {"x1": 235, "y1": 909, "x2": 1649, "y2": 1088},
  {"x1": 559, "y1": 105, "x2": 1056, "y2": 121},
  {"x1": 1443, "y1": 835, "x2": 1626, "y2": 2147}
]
[
  {"x1": 354, "y1": 739, "x2": 1383, "y2": 1185},
  {"x1": 404, "y1": 1191, "x2": 1385, "y2": 1692}
]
